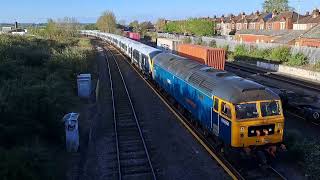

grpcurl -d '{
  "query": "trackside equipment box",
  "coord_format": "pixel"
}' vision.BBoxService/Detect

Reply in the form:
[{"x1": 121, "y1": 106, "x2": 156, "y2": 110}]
[{"x1": 77, "y1": 74, "x2": 92, "y2": 98}]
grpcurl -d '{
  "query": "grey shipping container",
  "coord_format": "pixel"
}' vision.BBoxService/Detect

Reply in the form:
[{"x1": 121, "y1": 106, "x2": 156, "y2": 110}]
[{"x1": 157, "y1": 38, "x2": 182, "y2": 54}]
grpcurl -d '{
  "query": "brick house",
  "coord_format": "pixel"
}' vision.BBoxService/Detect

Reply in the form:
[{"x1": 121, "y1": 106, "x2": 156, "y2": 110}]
[
  {"x1": 266, "y1": 11, "x2": 300, "y2": 30},
  {"x1": 212, "y1": 15, "x2": 222, "y2": 35},
  {"x1": 221, "y1": 14, "x2": 237, "y2": 35},
  {"x1": 297, "y1": 24, "x2": 320, "y2": 47},
  {"x1": 248, "y1": 12, "x2": 273, "y2": 30},
  {"x1": 293, "y1": 9, "x2": 320, "y2": 30}
]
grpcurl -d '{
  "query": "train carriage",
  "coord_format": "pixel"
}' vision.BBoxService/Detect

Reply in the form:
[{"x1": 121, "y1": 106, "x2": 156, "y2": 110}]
[{"x1": 153, "y1": 53, "x2": 284, "y2": 149}]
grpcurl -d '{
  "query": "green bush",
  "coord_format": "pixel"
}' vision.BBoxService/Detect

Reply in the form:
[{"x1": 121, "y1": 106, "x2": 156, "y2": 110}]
[
  {"x1": 195, "y1": 38, "x2": 203, "y2": 45},
  {"x1": 269, "y1": 46, "x2": 291, "y2": 63},
  {"x1": 234, "y1": 45, "x2": 248, "y2": 56},
  {"x1": 287, "y1": 53, "x2": 308, "y2": 66},
  {"x1": 209, "y1": 40, "x2": 217, "y2": 48},
  {"x1": 183, "y1": 37, "x2": 192, "y2": 44},
  {"x1": 0, "y1": 34, "x2": 94, "y2": 179},
  {"x1": 251, "y1": 48, "x2": 271, "y2": 59}
]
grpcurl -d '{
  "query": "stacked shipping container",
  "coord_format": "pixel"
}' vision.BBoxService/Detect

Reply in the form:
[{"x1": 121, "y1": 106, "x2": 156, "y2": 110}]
[
  {"x1": 177, "y1": 44, "x2": 226, "y2": 70},
  {"x1": 123, "y1": 31, "x2": 141, "y2": 41}
]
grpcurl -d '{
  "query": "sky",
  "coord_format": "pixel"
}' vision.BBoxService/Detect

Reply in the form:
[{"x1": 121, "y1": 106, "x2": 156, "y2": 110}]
[{"x1": 0, "y1": 0, "x2": 319, "y2": 23}]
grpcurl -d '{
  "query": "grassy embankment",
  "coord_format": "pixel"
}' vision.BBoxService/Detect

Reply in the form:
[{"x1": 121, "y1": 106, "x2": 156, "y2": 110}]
[{"x1": 0, "y1": 25, "x2": 95, "y2": 179}]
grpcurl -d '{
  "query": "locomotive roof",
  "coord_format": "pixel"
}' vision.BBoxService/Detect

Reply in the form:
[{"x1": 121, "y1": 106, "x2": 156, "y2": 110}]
[{"x1": 153, "y1": 53, "x2": 279, "y2": 104}]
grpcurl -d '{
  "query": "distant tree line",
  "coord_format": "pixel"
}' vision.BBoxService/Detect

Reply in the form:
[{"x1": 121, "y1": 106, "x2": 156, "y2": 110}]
[{"x1": 161, "y1": 18, "x2": 215, "y2": 36}]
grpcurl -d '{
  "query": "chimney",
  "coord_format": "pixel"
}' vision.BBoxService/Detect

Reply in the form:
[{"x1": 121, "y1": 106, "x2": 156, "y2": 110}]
[
  {"x1": 305, "y1": 11, "x2": 310, "y2": 16},
  {"x1": 312, "y1": 8, "x2": 320, "y2": 18},
  {"x1": 242, "y1": 12, "x2": 246, "y2": 19}
]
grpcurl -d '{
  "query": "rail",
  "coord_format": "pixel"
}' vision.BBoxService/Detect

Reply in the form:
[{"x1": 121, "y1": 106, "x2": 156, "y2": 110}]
[{"x1": 104, "y1": 46, "x2": 156, "y2": 180}]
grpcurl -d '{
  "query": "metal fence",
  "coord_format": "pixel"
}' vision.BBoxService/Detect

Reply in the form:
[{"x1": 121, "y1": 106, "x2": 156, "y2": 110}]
[{"x1": 157, "y1": 33, "x2": 320, "y2": 64}]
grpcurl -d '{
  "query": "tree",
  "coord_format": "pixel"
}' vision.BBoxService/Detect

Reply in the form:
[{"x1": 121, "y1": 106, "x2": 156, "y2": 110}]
[
  {"x1": 263, "y1": 0, "x2": 292, "y2": 13},
  {"x1": 84, "y1": 24, "x2": 98, "y2": 30},
  {"x1": 139, "y1": 21, "x2": 154, "y2": 37},
  {"x1": 155, "y1": 18, "x2": 167, "y2": 32},
  {"x1": 96, "y1": 11, "x2": 117, "y2": 33},
  {"x1": 129, "y1": 20, "x2": 139, "y2": 32}
]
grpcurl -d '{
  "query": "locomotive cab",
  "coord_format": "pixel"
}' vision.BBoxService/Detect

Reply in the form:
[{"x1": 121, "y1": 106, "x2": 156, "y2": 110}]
[{"x1": 213, "y1": 97, "x2": 285, "y2": 148}]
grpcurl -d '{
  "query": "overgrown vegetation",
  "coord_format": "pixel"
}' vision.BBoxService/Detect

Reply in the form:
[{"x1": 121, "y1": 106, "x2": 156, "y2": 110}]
[
  {"x1": 163, "y1": 18, "x2": 215, "y2": 36},
  {"x1": 0, "y1": 19, "x2": 94, "y2": 180},
  {"x1": 232, "y1": 45, "x2": 309, "y2": 66}
]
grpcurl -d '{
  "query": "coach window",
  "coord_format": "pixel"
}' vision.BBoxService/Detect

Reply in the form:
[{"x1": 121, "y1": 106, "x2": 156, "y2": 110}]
[
  {"x1": 221, "y1": 102, "x2": 232, "y2": 119},
  {"x1": 133, "y1": 50, "x2": 140, "y2": 61},
  {"x1": 141, "y1": 54, "x2": 148, "y2": 65}
]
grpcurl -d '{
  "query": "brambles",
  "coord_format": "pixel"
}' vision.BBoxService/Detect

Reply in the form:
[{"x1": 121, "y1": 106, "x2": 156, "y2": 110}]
[{"x1": 0, "y1": 24, "x2": 94, "y2": 179}]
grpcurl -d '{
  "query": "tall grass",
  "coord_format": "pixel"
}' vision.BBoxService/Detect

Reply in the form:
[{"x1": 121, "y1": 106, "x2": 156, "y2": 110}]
[{"x1": 0, "y1": 30, "x2": 94, "y2": 179}]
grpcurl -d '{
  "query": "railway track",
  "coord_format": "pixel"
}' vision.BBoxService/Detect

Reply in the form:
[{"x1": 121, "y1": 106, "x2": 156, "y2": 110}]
[
  {"x1": 104, "y1": 47, "x2": 156, "y2": 180},
  {"x1": 103, "y1": 41, "x2": 287, "y2": 180},
  {"x1": 225, "y1": 62, "x2": 320, "y2": 92}
]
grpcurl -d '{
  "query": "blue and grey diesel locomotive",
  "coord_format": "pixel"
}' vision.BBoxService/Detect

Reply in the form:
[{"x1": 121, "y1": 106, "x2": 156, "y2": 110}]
[{"x1": 82, "y1": 30, "x2": 285, "y2": 153}]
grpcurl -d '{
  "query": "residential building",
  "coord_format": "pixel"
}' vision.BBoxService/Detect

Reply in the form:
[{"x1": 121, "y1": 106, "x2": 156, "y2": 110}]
[
  {"x1": 248, "y1": 12, "x2": 273, "y2": 30},
  {"x1": 212, "y1": 15, "x2": 222, "y2": 35},
  {"x1": 266, "y1": 11, "x2": 301, "y2": 30},
  {"x1": 293, "y1": 9, "x2": 320, "y2": 30}
]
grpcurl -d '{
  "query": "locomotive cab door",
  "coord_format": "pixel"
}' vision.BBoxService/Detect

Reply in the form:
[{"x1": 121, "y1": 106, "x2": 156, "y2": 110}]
[{"x1": 212, "y1": 97, "x2": 220, "y2": 136}]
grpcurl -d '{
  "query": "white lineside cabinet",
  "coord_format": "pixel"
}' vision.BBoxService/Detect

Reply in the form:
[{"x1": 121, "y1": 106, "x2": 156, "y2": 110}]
[
  {"x1": 63, "y1": 113, "x2": 79, "y2": 152},
  {"x1": 77, "y1": 74, "x2": 92, "y2": 98}
]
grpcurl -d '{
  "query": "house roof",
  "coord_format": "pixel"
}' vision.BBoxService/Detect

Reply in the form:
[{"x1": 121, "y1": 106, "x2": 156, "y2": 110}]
[
  {"x1": 273, "y1": 30, "x2": 305, "y2": 43},
  {"x1": 250, "y1": 13, "x2": 272, "y2": 23},
  {"x1": 294, "y1": 15, "x2": 320, "y2": 24},
  {"x1": 236, "y1": 29, "x2": 291, "y2": 36},
  {"x1": 267, "y1": 11, "x2": 300, "y2": 22},
  {"x1": 301, "y1": 23, "x2": 320, "y2": 39}
]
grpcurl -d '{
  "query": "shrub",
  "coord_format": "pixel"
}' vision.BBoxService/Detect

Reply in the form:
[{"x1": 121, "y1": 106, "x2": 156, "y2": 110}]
[
  {"x1": 314, "y1": 61, "x2": 320, "y2": 71},
  {"x1": 195, "y1": 38, "x2": 203, "y2": 45},
  {"x1": 0, "y1": 34, "x2": 93, "y2": 179},
  {"x1": 251, "y1": 48, "x2": 271, "y2": 59},
  {"x1": 234, "y1": 45, "x2": 248, "y2": 56},
  {"x1": 209, "y1": 40, "x2": 217, "y2": 48},
  {"x1": 287, "y1": 53, "x2": 308, "y2": 66},
  {"x1": 269, "y1": 46, "x2": 291, "y2": 63},
  {"x1": 182, "y1": 37, "x2": 192, "y2": 44}
]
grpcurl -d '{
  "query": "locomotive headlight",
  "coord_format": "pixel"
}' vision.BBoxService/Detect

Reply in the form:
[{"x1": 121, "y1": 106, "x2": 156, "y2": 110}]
[{"x1": 240, "y1": 127, "x2": 245, "y2": 133}]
